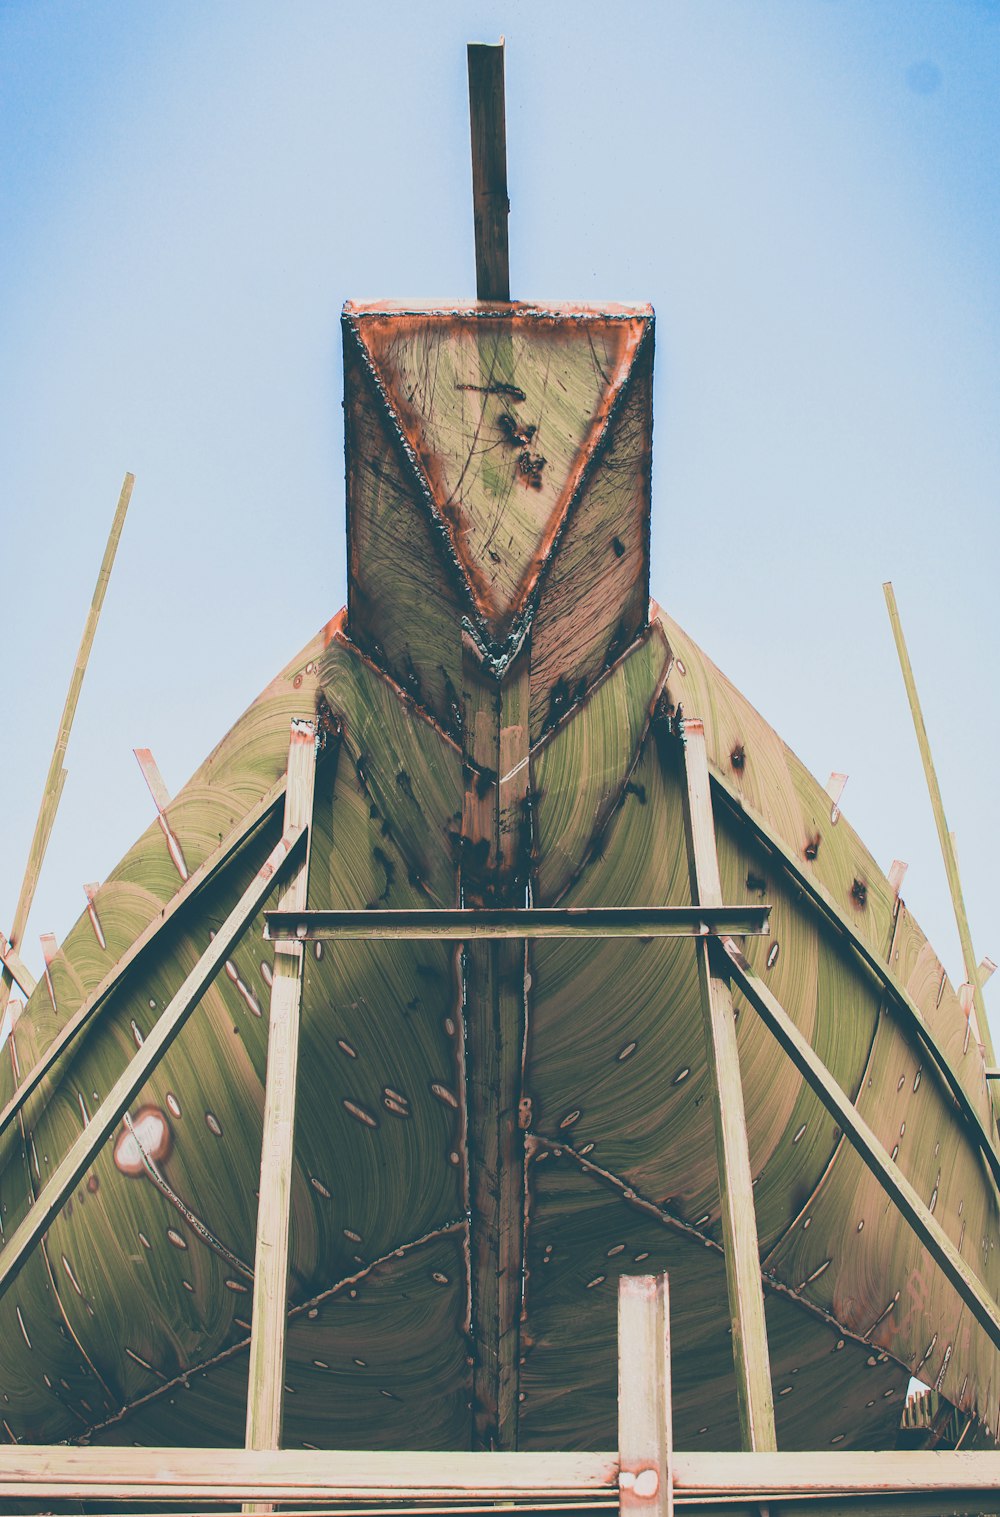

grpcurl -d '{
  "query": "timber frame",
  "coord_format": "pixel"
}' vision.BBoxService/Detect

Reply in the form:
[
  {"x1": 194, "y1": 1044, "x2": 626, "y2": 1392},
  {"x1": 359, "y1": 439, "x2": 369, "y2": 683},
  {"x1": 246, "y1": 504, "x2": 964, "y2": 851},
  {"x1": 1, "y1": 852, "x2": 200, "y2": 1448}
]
[{"x1": 2, "y1": 711, "x2": 999, "y2": 1511}]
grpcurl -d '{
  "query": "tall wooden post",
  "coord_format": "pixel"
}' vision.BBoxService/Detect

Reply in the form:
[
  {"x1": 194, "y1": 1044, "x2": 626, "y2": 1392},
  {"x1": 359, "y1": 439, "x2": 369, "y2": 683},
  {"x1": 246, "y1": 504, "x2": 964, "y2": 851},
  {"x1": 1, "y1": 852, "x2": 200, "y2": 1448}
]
[
  {"x1": 679, "y1": 718, "x2": 777, "y2": 1452},
  {"x1": 618, "y1": 1274, "x2": 672, "y2": 1517},
  {"x1": 468, "y1": 40, "x2": 510, "y2": 301},
  {"x1": 244, "y1": 720, "x2": 317, "y2": 1498}
]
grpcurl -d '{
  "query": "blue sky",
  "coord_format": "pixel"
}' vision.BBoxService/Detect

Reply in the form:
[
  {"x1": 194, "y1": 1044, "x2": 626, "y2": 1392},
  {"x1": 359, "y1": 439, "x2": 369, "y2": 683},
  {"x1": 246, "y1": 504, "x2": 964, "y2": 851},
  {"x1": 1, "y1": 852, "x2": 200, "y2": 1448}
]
[{"x1": 1, "y1": 0, "x2": 998, "y2": 1038}]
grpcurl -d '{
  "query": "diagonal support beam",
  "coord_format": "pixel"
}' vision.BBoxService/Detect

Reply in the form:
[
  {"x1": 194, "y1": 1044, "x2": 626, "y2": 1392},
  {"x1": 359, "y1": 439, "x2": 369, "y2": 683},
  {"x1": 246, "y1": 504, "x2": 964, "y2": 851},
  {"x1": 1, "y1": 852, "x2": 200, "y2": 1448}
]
[
  {"x1": 0, "y1": 824, "x2": 305, "y2": 1305},
  {"x1": 0, "y1": 933, "x2": 35, "y2": 999},
  {"x1": 245, "y1": 719, "x2": 317, "y2": 1478},
  {"x1": 679, "y1": 719, "x2": 776, "y2": 1453},
  {"x1": 720, "y1": 935, "x2": 1000, "y2": 1352},
  {"x1": 0, "y1": 774, "x2": 288, "y2": 1148}
]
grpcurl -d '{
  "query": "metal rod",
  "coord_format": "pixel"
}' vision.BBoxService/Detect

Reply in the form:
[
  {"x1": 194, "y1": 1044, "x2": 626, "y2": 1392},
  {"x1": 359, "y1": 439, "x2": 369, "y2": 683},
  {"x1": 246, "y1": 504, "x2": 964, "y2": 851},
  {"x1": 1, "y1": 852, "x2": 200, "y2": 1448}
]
[
  {"x1": 0, "y1": 472, "x2": 135, "y2": 1020},
  {"x1": 468, "y1": 40, "x2": 510, "y2": 301},
  {"x1": 883, "y1": 580, "x2": 995, "y2": 1068},
  {"x1": 264, "y1": 905, "x2": 771, "y2": 942}
]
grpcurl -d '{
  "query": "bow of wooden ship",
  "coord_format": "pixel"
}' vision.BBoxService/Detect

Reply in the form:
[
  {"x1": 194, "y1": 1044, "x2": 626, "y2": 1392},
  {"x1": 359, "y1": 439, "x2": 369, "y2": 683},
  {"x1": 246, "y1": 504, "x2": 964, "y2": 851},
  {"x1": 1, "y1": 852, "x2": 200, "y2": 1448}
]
[{"x1": 1, "y1": 39, "x2": 998, "y2": 1517}]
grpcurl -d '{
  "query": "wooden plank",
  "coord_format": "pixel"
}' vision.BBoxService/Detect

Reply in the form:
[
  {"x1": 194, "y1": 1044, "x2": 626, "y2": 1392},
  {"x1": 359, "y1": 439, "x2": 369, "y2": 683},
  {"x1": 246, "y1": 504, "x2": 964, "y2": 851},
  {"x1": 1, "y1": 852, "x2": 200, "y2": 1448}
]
[
  {"x1": 0, "y1": 1445, "x2": 617, "y2": 1500},
  {"x1": 618, "y1": 1275, "x2": 673, "y2": 1517},
  {"x1": 0, "y1": 1443, "x2": 997, "y2": 1505},
  {"x1": 719, "y1": 935, "x2": 1000, "y2": 1352},
  {"x1": 680, "y1": 719, "x2": 776, "y2": 1454},
  {"x1": 883, "y1": 581, "x2": 996, "y2": 1070},
  {"x1": 0, "y1": 932, "x2": 35, "y2": 998},
  {"x1": 0, "y1": 773, "x2": 287, "y2": 1144},
  {"x1": 467, "y1": 41, "x2": 510, "y2": 301},
  {"x1": 0, "y1": 473, "x2": 134, "y2": 1021},
  {"x1": 245, "y1": 720, "x2": 317, "y2": 1474},
  {"x1": 709, "y1": 765, "x2": 1000, "y2": 1192},
  {"x1": 135, "y1": 744, "x2": 190, "y2": 879},
  {"x1": 264, "y1": 905, "x2": 771, "y2": 941},
  {"x1": 0, "y1": 824, "x2": 305, "y2": 1304}
]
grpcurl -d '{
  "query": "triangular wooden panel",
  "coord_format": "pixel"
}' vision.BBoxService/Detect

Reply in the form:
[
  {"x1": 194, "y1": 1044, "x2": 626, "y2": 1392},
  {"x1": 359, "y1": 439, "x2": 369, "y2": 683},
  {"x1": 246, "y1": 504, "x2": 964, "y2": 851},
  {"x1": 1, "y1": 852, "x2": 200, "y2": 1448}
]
[{"x1": 347, "y1": 304, "x2": 649, "y2": 637}]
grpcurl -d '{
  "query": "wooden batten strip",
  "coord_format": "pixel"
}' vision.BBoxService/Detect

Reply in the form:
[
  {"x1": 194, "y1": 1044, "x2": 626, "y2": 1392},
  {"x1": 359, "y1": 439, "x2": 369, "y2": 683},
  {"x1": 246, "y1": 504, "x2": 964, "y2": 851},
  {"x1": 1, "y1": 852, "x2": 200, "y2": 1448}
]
[
  {"x1": 467, "y1": 40, "x2": 510, "y2": 301},
  {"x1": 721, "y1": 936, "x2": 1000, "y2": 1352},
  {"x1": 0, "y1": 775, "x2": 287, "y2": 1144},
  {"x1": 680, "y1": 719, "x2": 776, "y2": 1453},
  {"x1": 0, "y1": 825, "x2": 305, "y2": 1303}
]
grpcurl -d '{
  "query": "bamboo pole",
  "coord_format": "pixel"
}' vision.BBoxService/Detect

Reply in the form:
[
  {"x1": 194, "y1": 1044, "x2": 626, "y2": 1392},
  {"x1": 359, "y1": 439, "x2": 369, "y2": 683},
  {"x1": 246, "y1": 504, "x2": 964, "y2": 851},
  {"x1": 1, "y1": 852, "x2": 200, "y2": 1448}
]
[
  {"x1": 0, "y1": 473, "x2": 135, "y2": 1021},
  {"x1": 244, "y1": 722, "x2": 317, "y2": 1503},
  {"x1": 0, "y1": 825, "x2": 305, "y2": 1304},
  {"x1": 679, "y1": 719, "x2": 776, "y2": 1453},
  {"x1": 883, "y1": 581, "x2": 996, "y2": 1069},
  {"x1": 720, "y1": 935, "x2": 1000, "y2": 1351}
]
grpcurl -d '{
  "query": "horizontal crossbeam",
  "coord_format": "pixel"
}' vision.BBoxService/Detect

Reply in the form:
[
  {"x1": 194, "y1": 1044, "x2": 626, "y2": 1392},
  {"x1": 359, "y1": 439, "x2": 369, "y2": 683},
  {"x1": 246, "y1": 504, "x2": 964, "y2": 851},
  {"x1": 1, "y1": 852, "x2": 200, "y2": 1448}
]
[
  {"x1": 0, "y1": 1446, "x2": 997, "y2": 1509},
  {"x1": 264, "y1": 905, "x2": 771, "y2": 942}
]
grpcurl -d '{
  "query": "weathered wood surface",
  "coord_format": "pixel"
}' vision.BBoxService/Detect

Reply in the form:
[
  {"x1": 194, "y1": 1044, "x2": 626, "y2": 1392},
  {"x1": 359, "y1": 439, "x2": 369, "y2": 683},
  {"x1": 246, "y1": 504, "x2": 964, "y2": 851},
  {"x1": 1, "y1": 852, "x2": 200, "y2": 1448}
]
[
  {"x1": 1, "y1": 304, "x2": 997, "y2": 1458},
  {"x1": 468, "y1": 41, "x2": 510, "y2": 302}
]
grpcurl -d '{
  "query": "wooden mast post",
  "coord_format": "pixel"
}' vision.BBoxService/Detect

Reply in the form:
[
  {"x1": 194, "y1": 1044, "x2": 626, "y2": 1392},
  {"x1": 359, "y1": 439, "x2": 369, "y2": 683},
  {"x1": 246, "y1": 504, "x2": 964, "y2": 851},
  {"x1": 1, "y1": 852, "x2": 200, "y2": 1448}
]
[
  {"x1": 244, "y1": 720, "x2": 318, "y2": 1504},
  {"x1": 468, "y1": 40, "x2": 510, "y2": 301},
  {"x1": 0, "y1": 472, "x2": 134, "y2": 1022},
  {"x1": 679, "y1": 718, "x2": 777, "y2": 1452}
]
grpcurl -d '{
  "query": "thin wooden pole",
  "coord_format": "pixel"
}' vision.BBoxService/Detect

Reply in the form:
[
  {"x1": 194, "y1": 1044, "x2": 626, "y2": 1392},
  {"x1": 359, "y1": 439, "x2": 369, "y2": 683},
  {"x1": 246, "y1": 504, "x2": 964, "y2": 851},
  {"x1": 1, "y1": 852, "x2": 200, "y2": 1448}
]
[
  {"x1": 0, "y1": 473, "x2": 134, "y2": 1021},
  {"x1": 244, "y1": 721, "x2": 317, "y2": 1485},
  {"x1": 0, "y1": 825, "x2": 305, "y2": 1304},
  {"x1": 0, "y1": 775, "x2": 288, "y2": 1145},
  {"x1": 883, "y1": 582, "x2": 996, "y2": 1069},
  {"x1": 679, "y1": 718, "x2": 777, "y2": 1453},
  {"x1": 468, "y1": 40, "x2": 510, "y2": 301},
  {"x1": 720, "y1": 935, "x2": 1000, "y2": 1351},
  {"x1": 618, "y1": 1275, "x2": 673, "y2": 1517}
]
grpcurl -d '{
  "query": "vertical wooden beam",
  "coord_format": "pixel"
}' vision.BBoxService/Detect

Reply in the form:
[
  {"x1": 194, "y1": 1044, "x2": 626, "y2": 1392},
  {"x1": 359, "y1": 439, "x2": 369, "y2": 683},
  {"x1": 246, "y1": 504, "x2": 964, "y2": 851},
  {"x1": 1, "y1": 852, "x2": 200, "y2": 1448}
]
[
  {"x1": 468, "y1": 40, "x2": 510, "y2": 301},
  {"x1": 1, "y1": 473, "x2": 134, "y2": 1021},
  {"x1": 883, "y1": 582, "x2": 996, "y2": 1069},
  {"x1": 461, "y1": 634, "x2": 528, "y2": 1451},
  {"x1": 679, "y1": 718, "x2": 777, "y2": 1453},
  {"x1": 618, "y1": 1274, "x2": 673, "y2": 1517},
  {"x1": 244, "y1": 720, "x2": 317, "y2": 1484}
]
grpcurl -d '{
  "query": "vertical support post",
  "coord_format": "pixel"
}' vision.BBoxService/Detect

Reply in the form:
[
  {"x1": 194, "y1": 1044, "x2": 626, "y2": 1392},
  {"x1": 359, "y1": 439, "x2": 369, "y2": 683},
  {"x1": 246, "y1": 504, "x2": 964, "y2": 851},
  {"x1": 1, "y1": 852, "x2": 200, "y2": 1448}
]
[
  {"x1": 883, "y1": 581, "x2": 996, "y2": 1070},
  {"x1": 679, "y1": 718, "x2": 777, "y2": 1452},
  {"x1": 618, "y1": 1274, "x2": 672, "y2": 1517},
  {"x1": 468, "y1": 40, "x2": 510, "y2": 301},
  {"x1": 244, "y1": 720, "x2": 317, "y2": 1490},
  {"x1": 0, "y1": 473, "x2": 134, "y2": 1021}
]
